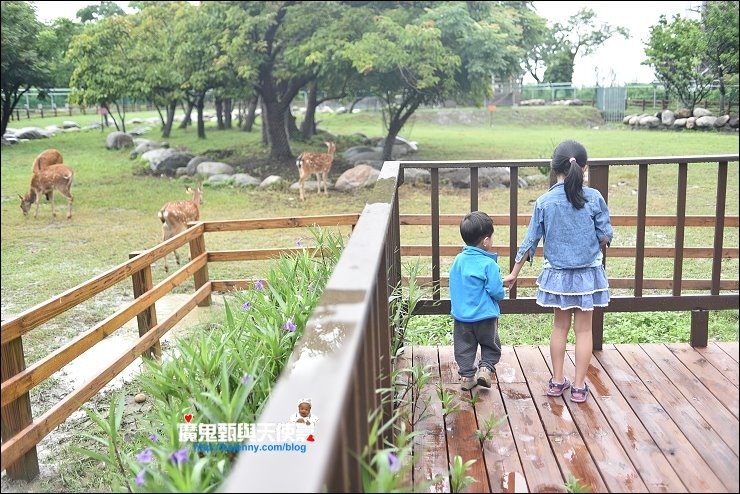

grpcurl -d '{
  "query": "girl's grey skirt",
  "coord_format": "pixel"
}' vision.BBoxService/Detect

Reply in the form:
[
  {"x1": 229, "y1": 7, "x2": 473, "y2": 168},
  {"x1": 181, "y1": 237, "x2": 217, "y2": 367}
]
[{"x1": 536, "y1": 265, "x2": 609, "y2": 311}]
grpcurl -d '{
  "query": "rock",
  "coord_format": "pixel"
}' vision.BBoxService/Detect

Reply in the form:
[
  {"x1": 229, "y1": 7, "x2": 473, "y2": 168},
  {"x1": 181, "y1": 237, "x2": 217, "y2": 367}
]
[{"x1": 134, "y1": 393, "x2": 147, "y2": 403}]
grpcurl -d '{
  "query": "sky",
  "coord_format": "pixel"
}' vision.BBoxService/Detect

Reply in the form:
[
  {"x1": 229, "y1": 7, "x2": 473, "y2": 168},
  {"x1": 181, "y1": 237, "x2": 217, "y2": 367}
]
[{"x1": 32, "y1": 1, "x2": 701, "y2": 87}]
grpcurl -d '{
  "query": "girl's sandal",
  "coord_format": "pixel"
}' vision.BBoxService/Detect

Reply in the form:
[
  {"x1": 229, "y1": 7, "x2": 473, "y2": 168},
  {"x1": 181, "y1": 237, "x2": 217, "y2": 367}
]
[
  {"x1": 570, "y1": 383, "x2": 590, "y2": 403},
  {"x1": 546, "y1": 377, "x2": 571, "y2": 397}
]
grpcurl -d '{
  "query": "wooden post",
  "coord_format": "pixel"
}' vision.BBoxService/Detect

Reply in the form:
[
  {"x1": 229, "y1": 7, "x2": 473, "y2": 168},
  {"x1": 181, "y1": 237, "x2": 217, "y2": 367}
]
[
  {"x1": 1, "y1": 338, "x2": 40, "y2": 480},
  {"x1": 189, "y1": 229, "x2": 212, "y2": 307},
  {"x1": 690, "y1": 309, "x2": 709, "y2": 348},
  {"x1": 129, "y1": 251, "x2": 162, "y2": 358}
]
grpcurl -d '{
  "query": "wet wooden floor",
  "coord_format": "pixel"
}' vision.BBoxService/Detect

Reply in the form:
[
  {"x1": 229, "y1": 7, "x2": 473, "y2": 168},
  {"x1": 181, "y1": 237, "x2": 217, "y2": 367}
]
[{"x1": 396, "y1": 342, "x2": 739, "y2": 493}]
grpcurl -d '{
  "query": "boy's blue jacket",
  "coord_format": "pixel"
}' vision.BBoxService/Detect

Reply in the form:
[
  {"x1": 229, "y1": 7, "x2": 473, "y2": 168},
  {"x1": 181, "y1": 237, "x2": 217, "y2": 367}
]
[{"x1": 449, "y1": 246, "x2": 505, "y2": 323}]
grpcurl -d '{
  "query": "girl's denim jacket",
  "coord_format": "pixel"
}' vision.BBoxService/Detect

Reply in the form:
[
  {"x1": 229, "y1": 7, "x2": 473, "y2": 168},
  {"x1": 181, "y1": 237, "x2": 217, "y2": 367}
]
[{"x1": 515, "y1": 183, "x2": 613, "y2": 269}]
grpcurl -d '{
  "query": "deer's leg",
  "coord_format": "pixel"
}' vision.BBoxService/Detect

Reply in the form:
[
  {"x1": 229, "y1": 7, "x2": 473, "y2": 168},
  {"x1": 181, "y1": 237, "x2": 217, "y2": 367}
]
[
  {"x1": 162, "y1": 226, "x2": 170, "y2": 273},
  {"x1": 65, "y1": 190, "x2": 73, "y2": 219},
  {"x1": 315, "y1": 173, "x2": 321, "y2": 194},
  {"x1": 49, "y1": 191, "x2": 57, "y2": 217},
  {"x1": 34, "y1": 195, "x2": 41, "y2": 218},
  {"x1": 299, "y1": 178, "x2": 306, "y2": 201},
  {"x1": 322, "y1": 172, "x2": 328, "y2": 195}
]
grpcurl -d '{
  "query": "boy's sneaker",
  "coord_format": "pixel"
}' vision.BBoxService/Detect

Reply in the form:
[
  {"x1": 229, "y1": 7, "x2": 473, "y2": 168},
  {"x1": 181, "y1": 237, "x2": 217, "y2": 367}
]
[
  {"x1": 460, "y1": 376, "x2": 477, "y2": 391},
  {"x1": 475, "y1": 367, "x2": 494, "y2": 388}
]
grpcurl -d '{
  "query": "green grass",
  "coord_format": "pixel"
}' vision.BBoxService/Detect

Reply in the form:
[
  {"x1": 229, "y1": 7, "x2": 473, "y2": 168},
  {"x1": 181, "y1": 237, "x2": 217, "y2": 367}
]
[{"x1": 2, "y1": 105, "x2": 738, "y2": 347}]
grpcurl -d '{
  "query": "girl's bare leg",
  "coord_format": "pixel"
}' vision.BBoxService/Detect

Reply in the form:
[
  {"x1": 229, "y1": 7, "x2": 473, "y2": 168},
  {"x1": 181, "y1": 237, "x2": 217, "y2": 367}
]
[
  {"x1": 550, "y1": 308, "x2": 572, "y2": 383},
  {"x1": 573, "y1": 309, "x2": 594, "y2": 389}
]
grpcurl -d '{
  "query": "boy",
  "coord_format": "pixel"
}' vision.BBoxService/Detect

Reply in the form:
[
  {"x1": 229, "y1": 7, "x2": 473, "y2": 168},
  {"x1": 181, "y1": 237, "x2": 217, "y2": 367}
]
[{"x1": 449, "y1": 211, "x2": 506, "y2": 390}]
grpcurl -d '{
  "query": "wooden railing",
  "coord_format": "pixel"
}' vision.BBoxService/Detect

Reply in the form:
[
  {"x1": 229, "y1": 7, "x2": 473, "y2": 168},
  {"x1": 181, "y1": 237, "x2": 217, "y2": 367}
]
[
  {"x1": 223, "y1": 154, "x2": 738, "y2": 492},
  {"x1": 2, "y1": 155, "x2": 738, "y2": 492},
  {"x1": 0, "y1": 215, "x2": 359, "y2": 481}
]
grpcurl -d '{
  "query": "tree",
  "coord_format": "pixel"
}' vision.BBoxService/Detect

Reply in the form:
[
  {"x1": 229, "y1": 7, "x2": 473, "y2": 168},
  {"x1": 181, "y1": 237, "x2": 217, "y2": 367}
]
[
  {"x1": 127, "y1": 1, "x2": 190, "y2": 138},
  {"x1": 643, "y1": 14, "x2": 714, "y2": 111},
  {"x1": 37, "y1": 18, "x2": 83, "y2": 88},
  {"x1": 0, "y1": 0, "x2": 54, "y2": 136},
  {"x1": 531, "y1": 7, "x2": 628, "y2": 86},
  {"x1": 221, "y1": 1, "x2": 333, "y2": 162},
  {"x1": 75, "y1": 1, "x2": 126, "y2": 23},
  {"x1": 343, "y1": 1, "x2": 526, "y2": 161},
  {"x1": 701, "y1": 1, "x2": 739, "y2": 115},
  {"x1": 66, "y1": 15, "x2": 138, "y2": 132}
]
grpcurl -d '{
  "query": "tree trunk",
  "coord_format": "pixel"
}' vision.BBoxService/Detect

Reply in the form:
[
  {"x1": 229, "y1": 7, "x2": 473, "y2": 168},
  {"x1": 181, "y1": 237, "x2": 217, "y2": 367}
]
[
  {"x1": 285, "y1": 106, "x2": 301, "y2": 139},
  {"x1": 162, "y1": 100, "x2": 177, "y2": 138},
  {"x1": 719, "y1": 79, "x2": 727, "y2": 115},
  {"x1": 242, "y1": 95, "x2": 259, "y2": 132},
  {"x1": 196, "y1": 92, "x2": 206, "y2": 139},
  {"x1": 382, "y1": 99, "x2": 420, "y2": 161},
  {"x1": 215, "y1": 96, "x2": 224, "y2": 130},
  {"x1": 224, "y1": 98, "x2": 233, "y2": 129},
  {"x1": 261, "y1": 81, "x2": 293, "y2": 160},
  {"x1": 300, "y1": 81, "x2": 318, "y2": 139},
  {"x1": 347, "y1": 96, "x2": 364, "y2": 114},
  {"x1": 179, "y1": 99, "x2": 194, "y2": 129},
  {"x1": 109, "y1": 103, "x2": 123, "y2": 132},
  {"x1": 241, "y1": 95, "x2": 259, "y2": 132},
  {"x1": 261, "y1": 100, "x2": 269, "y2": 146}
]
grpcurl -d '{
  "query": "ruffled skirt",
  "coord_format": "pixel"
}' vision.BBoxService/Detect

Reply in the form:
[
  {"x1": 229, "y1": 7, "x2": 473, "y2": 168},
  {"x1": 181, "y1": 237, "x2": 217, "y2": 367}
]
[{"x1": 536, "y1": 266, "x2": 610, "y2": 311}]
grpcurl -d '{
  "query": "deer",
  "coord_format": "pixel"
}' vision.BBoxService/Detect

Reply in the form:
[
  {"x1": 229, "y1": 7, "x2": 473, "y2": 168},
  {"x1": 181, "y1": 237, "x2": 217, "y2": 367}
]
[
  {"x1": 158, "y1": 185, "x2": 203, "y2": 272},
  {"x1": 32, "y1": 149, "x2": 64, "y2": 201},
  {"x1": 19, "y1": 164, "x2": 74, "y2": 219},
  {"x1": 296, "y1": 141, "x2": 336, "y2": 201}
]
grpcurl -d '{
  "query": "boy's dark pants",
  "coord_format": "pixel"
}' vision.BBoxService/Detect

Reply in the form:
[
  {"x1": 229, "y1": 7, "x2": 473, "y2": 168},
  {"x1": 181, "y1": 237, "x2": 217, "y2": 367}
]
[{"x1": 453, "y1": 318, "x2": 501, "y2": 378}]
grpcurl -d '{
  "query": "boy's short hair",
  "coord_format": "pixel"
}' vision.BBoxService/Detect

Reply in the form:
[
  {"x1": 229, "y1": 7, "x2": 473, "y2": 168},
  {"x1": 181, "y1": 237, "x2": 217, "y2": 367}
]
[{"x1": 460, "y1": 211, "x2": 494, "y2": 246}]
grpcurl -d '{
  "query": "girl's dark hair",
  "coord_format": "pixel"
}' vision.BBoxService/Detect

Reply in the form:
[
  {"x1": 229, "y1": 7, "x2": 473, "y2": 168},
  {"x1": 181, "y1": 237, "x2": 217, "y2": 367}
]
[
  {"x1": 551, "y1": 139, "x2": 588, "y2": 209},
  {"x1": 460, "y1": 211, "x2": 494, "y2": 246}
]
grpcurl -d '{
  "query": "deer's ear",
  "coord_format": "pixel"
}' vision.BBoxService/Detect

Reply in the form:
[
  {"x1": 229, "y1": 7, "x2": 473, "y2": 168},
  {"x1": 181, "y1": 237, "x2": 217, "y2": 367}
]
[{"x1": 18, "y1": 194, "x2": 23, "y2": 200}]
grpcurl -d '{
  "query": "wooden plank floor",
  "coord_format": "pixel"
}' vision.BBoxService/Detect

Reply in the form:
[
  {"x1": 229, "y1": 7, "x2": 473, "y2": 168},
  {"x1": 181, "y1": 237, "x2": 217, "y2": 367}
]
[{"x1": 399, "y1": 342, "x2": 739, "y2": 493}]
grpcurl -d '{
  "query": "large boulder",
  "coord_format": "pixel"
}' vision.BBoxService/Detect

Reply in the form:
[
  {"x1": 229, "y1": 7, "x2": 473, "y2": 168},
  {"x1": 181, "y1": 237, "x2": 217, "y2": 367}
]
[{"x1": 106, "y1": 131, "x2": 134, "y2": 150}]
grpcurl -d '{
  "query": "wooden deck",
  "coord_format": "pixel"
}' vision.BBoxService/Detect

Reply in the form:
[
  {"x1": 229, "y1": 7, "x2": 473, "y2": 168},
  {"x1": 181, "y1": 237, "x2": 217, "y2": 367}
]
[{"x1": 398, "y1": 342, "x2": 739, "y2": 493}]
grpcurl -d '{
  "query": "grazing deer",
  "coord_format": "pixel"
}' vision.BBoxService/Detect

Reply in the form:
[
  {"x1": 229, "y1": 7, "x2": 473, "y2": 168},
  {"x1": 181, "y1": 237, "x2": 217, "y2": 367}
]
[
  {"x1": 32, "y1": 149, "x2": 64, "y2": 201},
  {"x1": 19, "y1": 164, "x2": 75, "y2": 219},
  {"x1": 158, "y1": 185, "x2": 203, "y2": 272},
  {"x1": 296, "y1": 141, "x2": 336, "y2": 201}
]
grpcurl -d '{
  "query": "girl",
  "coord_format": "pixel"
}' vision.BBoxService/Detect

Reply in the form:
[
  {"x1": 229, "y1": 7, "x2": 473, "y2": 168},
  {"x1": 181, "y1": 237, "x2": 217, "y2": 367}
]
[{"x1": 504, "y1": 139, "x2": 613, "y2": 403}]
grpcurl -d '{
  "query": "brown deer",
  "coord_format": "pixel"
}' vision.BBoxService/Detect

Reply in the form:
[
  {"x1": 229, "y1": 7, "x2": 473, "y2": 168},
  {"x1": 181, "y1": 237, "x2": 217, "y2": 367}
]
[
  {"x1": 32, "y1": 149, "x2": 64, "y2": 200},
  {"x1": 296, "y1": 141, "x2": 336, "y2": 201},
  {"x1": 32, "y1": 149, "x2": 64, "y2": 174},
  {"x1": 158, "y1": 185, "x2": 203, "y2": 272},
  {"x1": 19, "y1": 164, "x2": 75, "y2": 219}
]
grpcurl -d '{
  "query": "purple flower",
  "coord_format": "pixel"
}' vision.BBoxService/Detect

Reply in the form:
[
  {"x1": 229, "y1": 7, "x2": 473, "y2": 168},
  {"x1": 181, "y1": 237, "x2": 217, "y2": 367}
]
[
  {"x1": 135, "y1": 469, "x2": 146, "y2": 487},
  {"x1": 283, "y1": 319, "x2": 297, "y2": 332},
  {"x1": 149, "y1": 433, "x2": 159, "y2": 442},
  {"x1": 169, "y1": 448, "x2": 189, "y2": 465},
  {"x1": 295, "y1": 237, "x2": 303, "y2": 247},
  {"x1": 254, "y1": 280, "x2": 264, "y2": 291},
  {"x1": 388, "y1": 452, "x2": 399, "y2": 472},
  {"x1": 241, "y1": 301, "x2": 252, "y2": 310},
  {"x1": 241, "y1": 373, "x2": 253, "y2": 385},
  {"x1": 136, "y1": 447, "x2": 154, "y2": 463}
]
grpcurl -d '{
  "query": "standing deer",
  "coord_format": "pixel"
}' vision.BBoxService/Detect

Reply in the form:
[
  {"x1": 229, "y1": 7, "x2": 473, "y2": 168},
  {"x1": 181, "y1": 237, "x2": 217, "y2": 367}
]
[
  {"x1": 32, "y1": 149, "x2": 64, "y2": 201},
  {"x1": 296, "y1": 141, "x2": 336, "y2": 201},
  {"x1": 158, "y1": 185, "x2": 203, "y2": 272},
  {"x1": 19, "y1": 164, "x2": 75, "y2": 219}
]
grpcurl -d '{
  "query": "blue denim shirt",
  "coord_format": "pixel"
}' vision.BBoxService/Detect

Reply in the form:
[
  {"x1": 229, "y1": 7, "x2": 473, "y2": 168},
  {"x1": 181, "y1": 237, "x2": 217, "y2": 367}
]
[
  {"x1": 449, "y1": 246, "x2": 506, "y2": 322},
  {"x1": 515, "y1": 183, "x2": 613, "y2": 269}
]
